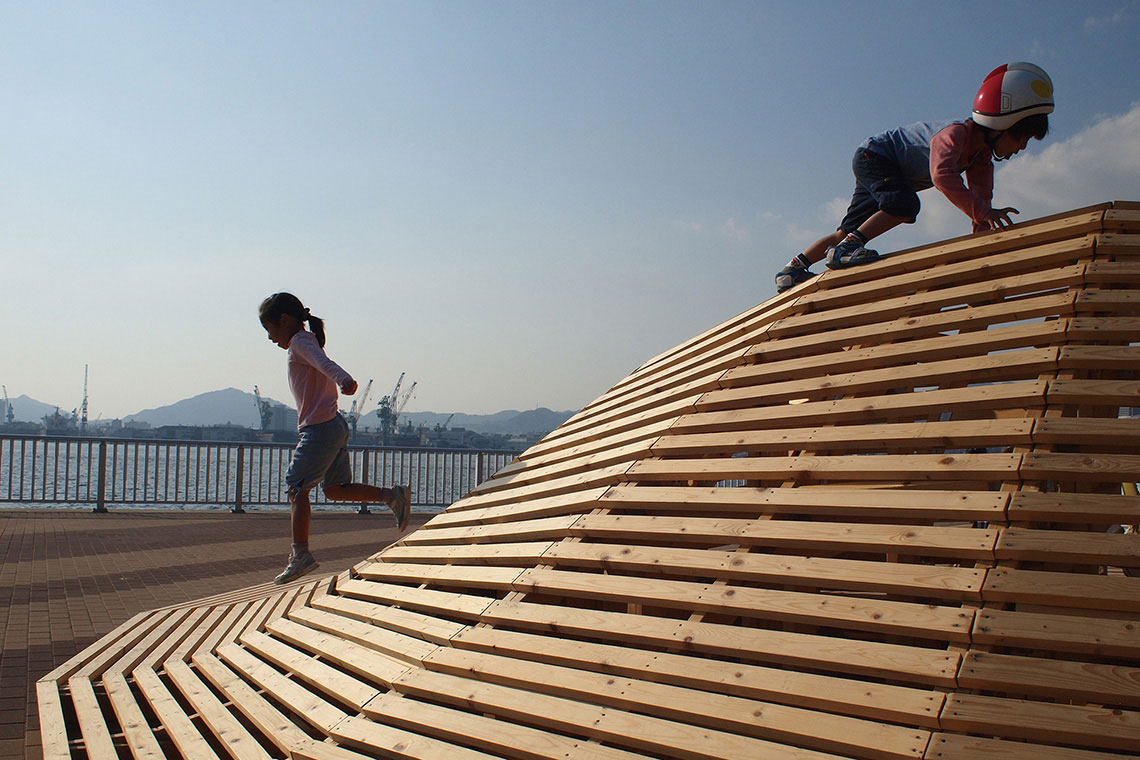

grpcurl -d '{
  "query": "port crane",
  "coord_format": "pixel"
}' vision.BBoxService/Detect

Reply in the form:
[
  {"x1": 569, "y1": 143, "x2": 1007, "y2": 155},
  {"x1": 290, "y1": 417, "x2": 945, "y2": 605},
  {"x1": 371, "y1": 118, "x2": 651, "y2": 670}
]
[
  {"x1": 376, "y1": 373, "x2": 416, "y2": 437},
  {"x1": 346, "y1": 378, "x2": 373, "y2": 436},
  {"x1": 79, "y1": 365, "x2": 89, "y2": 434},
  {"x1": 2, "y1": 385, "x2": 12, "y2": 424},
  {"x1": 253, "y1": 386, "x2": 274, "y2": 431}
]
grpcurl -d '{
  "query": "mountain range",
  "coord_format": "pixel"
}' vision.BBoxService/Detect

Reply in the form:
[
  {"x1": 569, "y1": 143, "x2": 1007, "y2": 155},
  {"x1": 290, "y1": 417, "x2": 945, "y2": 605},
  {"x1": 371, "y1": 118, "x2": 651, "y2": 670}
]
[{"x1": 1, "y1": 389, "x2": 576, "y2": 437}]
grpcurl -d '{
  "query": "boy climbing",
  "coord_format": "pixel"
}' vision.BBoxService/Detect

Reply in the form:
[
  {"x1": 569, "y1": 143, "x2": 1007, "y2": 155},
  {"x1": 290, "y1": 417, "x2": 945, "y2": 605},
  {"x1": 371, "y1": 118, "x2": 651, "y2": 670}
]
[{"x1": 776, "y1": 62, "x2": 1054, "y2": 293}]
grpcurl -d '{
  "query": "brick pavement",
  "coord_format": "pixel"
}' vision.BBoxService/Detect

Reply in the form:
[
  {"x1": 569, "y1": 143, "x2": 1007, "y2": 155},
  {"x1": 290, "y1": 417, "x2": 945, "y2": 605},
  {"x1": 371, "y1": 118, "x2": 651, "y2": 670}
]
[{"x1": 0, "y1": 507, "x2": 429, "y2": 760}]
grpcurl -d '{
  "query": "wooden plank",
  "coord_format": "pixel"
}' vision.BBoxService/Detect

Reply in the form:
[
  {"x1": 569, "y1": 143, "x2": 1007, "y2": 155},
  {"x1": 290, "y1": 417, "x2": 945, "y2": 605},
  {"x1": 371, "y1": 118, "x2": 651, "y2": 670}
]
[
  {"x1": 1093, "y1": 232, "x2": 1140, "y2": 253},
  {"x1": 421, "y1": 646, "x2": 932, "y2": 760},
  {"x1": 772, "y1": 264, "x2": 1087, "y2": 340},
  {"x1": 481, "y1": 599, "x2": 961, "y2": 686},
  {"x1": 805, "y1": 234, "x2": 1098, "y2": 308},
  {"x1": 652, "y1": 419, "x2": 1036, "y2": 457},
  {"x1": 626, "y1": 453, "x2": 1023, "y2": 485},
  {"x1": 449, "y1": 625, "x2": 946, "y2": 728},
  {"x1": 1032, "y1": 417, "x2": 1140, "y2": 452},
  {"x1": 519, "y1": 398, "x2": 697, "y2": 461},
  {"x1": 982, "y1": 567, "x2": 1140, "y2": 612},
  {"x1": 667, "y1": 381, "x2": 1048, "y2": 435},
  {"x1": 379, "y1": 541, "x2": 556, "y2": 565},
  {"x1": 506, "y1": 420, "x2": 672, "y2": 476},
  {"x1": 335, "y1": 577, "x2": 498, "y2": 620},
  {"x1": 698, "y1": 348, "x2": 1060, "y2": 412},
  {"x1": 207, "y1": 643, "x2": 345, "y2": 736},
  {"x1": 1074, "y1": 289, "x2": 1140, "y2": 314},
  {"x1": 286, "y1": 605, "x2": 440, "y2": 665},
  {"x1": 329, "y1": 714, "x2": 501, "y2": 760},
  {"x1": 599, "y1": 485, "x2": 1009, "y2": 521},
  {"x1": 35, "y1": 680, "x2": 72, "y2": 760},
  {"x1": 749, "y1": 292, "x2": 1075, "y2": 365},
  {"x1": 958, "y1": 649, "x2": 1140, "y2": 708},
  {"x1": 66, "y1": 677, "x2": 119, "y2": 760},
  {"x1": 431, "y1": 488, "x2": 608, "y2": 527},
  {"x1": 996, "y1": 527, "x2": 1140, "y2": 567},
  {"x1": 473, "y1": 438, "x2": 655, "y2": 495},
  {"x1": 354, "y1": 561, "x2": 528, "y2": 590},
  {"x1": 448, "y1": 463, "x2": 635, "y2": 511},
  {"x1": 132, "y1": 666, "x2": 221, "y2": 760},
  {"x1": 543, "y1": 541, "x2": 986, "y2": 600},
  {"x1": 359, "y1": 691, "x2": 652, "y2": 760},
  {"x1": 726, "y1": 318, "x2": 1070, "y2": 389},
  {"x1": 238, "y1": 627, "x2": 382, "y2": 710},
  {"x1": 163, "y1": 658, "x2": 271, "y2": 760},
  {"x1": 513, "y1": 567, "x2": 976, "y2": 642},
  {"x1": 940, "y1": 694, "x2": 1140, "y2": 753},
  {"x1": 1007, "y1": 491, "x2": 1140, "y2": 525},
  {"x1": 567, "y1": 514, "x2": 998, "y2": 559},
  {"x1": 268, "y1": 614, "x2": 418, "y2": 683},
  {"x1": 312, "y1": 587, "x2": 466, "y2": 645},
  {"x1": 64, "y1": 610, "x2": 164, "y2": 680},
  {"x1": 103, "y1": 671, "x2": 165, "y2": 759},
  {"x1": 106, "y1": 607, "x2": 195, "y2": 678},
  {"x1": 192, "y1": 649, "x2": 322, "y2": 754},
  {"x1": 399, "y1": 515, "x2": 581, "y2": 546},
  {"x1": 1067, "y1": 316, "x2": 1140, "y2": 342},
  {"x1": 926, "y1": 732, "x2": 1139, "y2": 760},
  {"x1": 392, "y1": 667, "x2": 850, "y2": 760},
  {"x1": 971, "y1": 607, "x2": 1140, "y2": 658},
  {"x1": 1021, "y1": 451, "x2": 1140, "y2": 484}
]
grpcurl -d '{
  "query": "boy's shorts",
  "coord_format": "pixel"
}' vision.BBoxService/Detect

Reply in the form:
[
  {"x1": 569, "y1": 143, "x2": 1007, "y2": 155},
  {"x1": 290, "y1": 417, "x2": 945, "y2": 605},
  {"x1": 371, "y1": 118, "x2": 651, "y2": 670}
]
[
  {"x1": 838, "y1": 149, "x2": 921, "y2": 233},
  {"x1": 285, "y1": 414, "x2": 352, "y2": 496}
]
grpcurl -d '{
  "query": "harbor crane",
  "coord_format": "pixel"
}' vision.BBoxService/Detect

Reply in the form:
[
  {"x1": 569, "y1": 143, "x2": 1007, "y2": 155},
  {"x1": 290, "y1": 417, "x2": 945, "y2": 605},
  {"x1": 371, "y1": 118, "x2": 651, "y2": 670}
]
[
  {"x1": 2, "y1": 385, "x2": 12, "y2": 424},
  {"x1": 253, "y1": 386, "x2": 274, "y2": 431},
  {"x1": 376, "y1": 373, "x2": 416, "y2": 437},
  {"x1": 79, "y1": 365, "x2": 89, "y2": 434},
  {"x1": 346, "y1": 378, "x2": 373, "y2": 436}
]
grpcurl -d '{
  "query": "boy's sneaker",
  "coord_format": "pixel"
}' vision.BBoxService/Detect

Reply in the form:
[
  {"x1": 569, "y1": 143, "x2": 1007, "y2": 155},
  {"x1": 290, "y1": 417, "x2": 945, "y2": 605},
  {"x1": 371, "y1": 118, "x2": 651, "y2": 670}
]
[
  {"x1": 274, "y1": 551, "x2": 319, "y2": 584},
  {"x1": 825, "y1": 239, "x2": 880, "y2": 269},
  {"x1": 390, "y1": 485, "x2": 411, "y2": 533},
  {"x1": 775, "y1": 264, "x2": 816, "y2": 293}
]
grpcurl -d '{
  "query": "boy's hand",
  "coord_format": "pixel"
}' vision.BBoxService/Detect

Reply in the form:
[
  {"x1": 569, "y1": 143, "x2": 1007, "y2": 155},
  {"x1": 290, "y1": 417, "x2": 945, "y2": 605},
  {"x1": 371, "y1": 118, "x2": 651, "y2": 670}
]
[
  {"x1": 341, "y1": 379, "x2": 358, "y2": 396},
  {"x1": 983, "y1": 207, "x2": 1019, "y2": 229}
]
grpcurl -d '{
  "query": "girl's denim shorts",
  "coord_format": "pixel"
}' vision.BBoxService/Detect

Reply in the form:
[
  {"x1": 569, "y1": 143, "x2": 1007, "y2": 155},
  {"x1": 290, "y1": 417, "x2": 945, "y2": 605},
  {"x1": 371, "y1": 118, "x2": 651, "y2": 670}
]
[{"x1": 285, "y1": 414, "x2": 352, "y2": 496}]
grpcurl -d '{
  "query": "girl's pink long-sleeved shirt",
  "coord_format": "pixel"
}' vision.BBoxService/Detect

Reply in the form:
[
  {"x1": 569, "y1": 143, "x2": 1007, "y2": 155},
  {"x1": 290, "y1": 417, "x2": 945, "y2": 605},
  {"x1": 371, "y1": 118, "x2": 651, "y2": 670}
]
[{"x1": 286, "y1": 330, "x2": 353, "y2": 430}]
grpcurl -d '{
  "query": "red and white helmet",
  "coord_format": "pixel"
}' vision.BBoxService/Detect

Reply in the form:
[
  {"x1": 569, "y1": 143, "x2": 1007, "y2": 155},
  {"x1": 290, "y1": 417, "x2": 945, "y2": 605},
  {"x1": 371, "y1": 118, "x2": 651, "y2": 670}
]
[{"x1": 972, "y1": 62, "x2": 1054, "y2": 131}]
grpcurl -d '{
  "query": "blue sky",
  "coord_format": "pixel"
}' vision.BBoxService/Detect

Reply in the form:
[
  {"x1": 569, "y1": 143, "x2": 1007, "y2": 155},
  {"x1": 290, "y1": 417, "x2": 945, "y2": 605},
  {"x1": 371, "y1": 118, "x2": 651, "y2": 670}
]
[{"x1": 3, "y1": 0, "x2": 1140, "y2": 419}]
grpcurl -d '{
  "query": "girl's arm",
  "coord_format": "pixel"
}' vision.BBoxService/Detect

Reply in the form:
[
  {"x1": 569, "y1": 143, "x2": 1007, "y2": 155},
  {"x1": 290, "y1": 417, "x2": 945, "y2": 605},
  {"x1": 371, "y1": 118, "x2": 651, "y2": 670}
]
[
  {"x1": 291, "y1": 332, "x2": 355, "y2": 392},
  {"x1": 929, "y1": 123, "x2": 992, "y2": 232}
]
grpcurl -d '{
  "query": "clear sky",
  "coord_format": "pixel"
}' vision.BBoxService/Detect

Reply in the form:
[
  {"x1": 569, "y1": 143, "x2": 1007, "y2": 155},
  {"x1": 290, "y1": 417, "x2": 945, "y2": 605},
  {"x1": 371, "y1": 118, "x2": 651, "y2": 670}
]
[{"x1": 3, "y1": 0, "x2": 1139, "y2": 419}]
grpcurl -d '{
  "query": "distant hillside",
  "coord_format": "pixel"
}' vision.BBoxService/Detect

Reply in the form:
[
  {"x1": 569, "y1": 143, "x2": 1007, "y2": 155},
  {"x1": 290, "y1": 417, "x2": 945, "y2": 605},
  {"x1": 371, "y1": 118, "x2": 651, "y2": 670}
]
[
  {"x1": 124, "y1": 388, "x2": 289, "y2": 428},
  {"x1": 2, "y1": 394, "x2": 63, "y2": 423},
  {"x1": 4, "y1": 387, "x2": 575, "y2": 437}
]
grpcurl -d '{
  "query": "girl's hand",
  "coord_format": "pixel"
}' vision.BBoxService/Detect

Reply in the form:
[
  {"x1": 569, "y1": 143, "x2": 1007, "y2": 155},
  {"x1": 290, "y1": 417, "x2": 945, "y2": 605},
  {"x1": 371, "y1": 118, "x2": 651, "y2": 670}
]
[
  {"x1": 983, "y1": 207, "x2": 1019, "y2": 229},
  {"x1": 341, "y1": 379, "x2": 358, "y2": 396}
]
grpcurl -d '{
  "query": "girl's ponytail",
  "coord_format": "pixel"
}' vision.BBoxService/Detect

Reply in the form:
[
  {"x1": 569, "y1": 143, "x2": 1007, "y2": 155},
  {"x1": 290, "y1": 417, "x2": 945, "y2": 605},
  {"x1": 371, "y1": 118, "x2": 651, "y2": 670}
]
[{"x1": 259, "y1": 293, "x2": 327, "y2": 347}]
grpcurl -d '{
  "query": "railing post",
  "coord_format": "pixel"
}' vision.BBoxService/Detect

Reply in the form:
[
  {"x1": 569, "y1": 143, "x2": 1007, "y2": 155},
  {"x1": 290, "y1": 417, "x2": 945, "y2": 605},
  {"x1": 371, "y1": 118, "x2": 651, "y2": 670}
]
[
  {"x1": 92, "y1": 441, "x2": 108, "y2": 513},
  {"x1": 476, "y1": 453, "x2": 485, "y2": 486},
  {"x1": 357, "y1": 449, "x2": 371, "y2": 514},
  {"x1": 232, "y1": 446, "x2": 246, "y2": 513}
]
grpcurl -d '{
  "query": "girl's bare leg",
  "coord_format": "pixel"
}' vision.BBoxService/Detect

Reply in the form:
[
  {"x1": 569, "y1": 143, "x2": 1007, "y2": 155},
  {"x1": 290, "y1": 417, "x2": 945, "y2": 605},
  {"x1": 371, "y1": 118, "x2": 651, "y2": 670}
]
[{"x1": 290, "y1": 488, "x2": 313, "y2": 545}]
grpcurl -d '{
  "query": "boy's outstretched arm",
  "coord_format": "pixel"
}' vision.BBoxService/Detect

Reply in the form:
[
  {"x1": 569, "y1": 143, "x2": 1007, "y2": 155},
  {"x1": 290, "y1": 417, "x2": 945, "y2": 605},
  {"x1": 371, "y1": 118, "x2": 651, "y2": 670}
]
[{"x1": 981, "y1": 206, "x2": 1019, "y2": 229}]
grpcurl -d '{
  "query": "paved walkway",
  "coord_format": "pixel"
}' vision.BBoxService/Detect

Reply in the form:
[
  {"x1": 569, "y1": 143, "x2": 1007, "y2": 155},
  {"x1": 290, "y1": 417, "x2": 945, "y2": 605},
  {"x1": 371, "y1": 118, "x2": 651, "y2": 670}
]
[{"x1": 0, "y1": 507, "x2": 429, "y2": 760}]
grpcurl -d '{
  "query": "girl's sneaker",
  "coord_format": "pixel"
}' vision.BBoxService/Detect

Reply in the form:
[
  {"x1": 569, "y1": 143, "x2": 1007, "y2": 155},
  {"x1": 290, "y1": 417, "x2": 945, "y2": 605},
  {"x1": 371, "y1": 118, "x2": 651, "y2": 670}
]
[
  {"x1": 775, "y1": 264, "x2": 816, "y2": 293},
  {"x1": 390, "y1": 485, "x2": 411, "y2": 533},
  {"x1": 825, "y1": 239, "x2": 880, "y2": 269},
  {"x1": 274, "y1": 551, "x2": 319, "y2": 584}
]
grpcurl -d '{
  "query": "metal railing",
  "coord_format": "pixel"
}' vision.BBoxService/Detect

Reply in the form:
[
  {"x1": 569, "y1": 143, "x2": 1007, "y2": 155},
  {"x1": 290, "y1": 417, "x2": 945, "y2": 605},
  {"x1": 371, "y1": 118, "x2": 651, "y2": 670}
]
[{"x1": 0, "y1": 434, "x2": 517, "y2": 512}]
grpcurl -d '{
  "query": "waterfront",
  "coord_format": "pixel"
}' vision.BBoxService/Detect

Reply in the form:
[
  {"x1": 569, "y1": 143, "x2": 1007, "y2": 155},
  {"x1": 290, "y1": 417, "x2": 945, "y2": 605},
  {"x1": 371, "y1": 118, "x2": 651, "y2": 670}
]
[{"x1": 0, "y1": 434, "x2": 515, "y2": 512}]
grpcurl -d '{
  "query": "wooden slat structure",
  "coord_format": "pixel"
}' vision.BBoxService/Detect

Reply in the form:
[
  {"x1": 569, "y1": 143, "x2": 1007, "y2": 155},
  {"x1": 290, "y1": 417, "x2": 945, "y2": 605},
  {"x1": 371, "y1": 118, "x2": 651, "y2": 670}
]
[{"x1": 39, "y1": 202, "x2": 1140, "y2": 759}]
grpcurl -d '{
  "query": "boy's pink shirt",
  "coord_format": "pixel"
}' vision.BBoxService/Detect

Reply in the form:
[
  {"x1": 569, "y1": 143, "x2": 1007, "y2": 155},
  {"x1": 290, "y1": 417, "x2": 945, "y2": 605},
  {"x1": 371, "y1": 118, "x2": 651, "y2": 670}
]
[
  {"x1": 286, "y1": 330, "x2": 353, "y2": 430},
  {"x1": 929, "y1": 121, "x2": 994, "y2": 232}
]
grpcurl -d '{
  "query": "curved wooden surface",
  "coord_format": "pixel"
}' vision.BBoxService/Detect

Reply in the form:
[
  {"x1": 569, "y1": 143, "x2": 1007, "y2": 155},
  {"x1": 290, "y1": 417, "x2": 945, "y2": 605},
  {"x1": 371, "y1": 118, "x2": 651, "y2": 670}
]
[{"x1": 38, "y1": 202, "x2": 1140, "y2": 759}]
